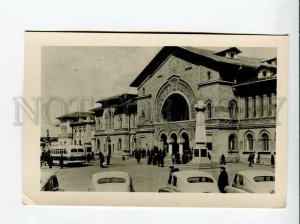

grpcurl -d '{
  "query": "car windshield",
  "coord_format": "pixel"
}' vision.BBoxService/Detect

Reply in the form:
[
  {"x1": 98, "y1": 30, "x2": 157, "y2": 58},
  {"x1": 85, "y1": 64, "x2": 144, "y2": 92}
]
[
  {"x1": 78, "y1": 148, "x2": 84, "y2": 152},
  {"x1": 187, "y1": 177, "x2": 214, "y2": 183},
  {"x1": 253, "y1": 176, "x2": 275, "y2": 182},
  {"x1": 97, "y1": 177, "x2": 126, "y2": 184},
  {"x1": 71, "y1": 149, "x2": 77, "y2": 153}
]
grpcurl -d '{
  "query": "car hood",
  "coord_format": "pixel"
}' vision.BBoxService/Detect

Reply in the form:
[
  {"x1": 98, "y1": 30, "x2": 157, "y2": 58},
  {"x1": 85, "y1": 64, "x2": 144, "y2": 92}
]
[
  {"x1": 182, "y1": 183, "x2": 220, "y2": 193},
  {"x1": 253, "y1": 182, "x2": 275, "y2": 193},
  {"x1": 93, "y1": 184, "x2": 129, "y2": 192}
]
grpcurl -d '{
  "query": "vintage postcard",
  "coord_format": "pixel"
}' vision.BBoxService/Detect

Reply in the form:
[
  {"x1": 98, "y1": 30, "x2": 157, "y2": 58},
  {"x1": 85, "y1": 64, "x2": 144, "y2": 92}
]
[{"x1": 23, "y1": 32, "x2": 288, "y2": 207}]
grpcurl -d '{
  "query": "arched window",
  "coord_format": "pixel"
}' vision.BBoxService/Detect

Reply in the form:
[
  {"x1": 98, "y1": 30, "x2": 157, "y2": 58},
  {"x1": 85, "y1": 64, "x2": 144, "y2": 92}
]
[
  {"x1": 262, "y1": 133, "x2": 269, "y2": 151},
  {"x1": 97, "y1": 139, "x2": 100, "y2": 150},
  {"x1": 205, "y1": 100, "x2": 213, "y2": 119},
  {"x1": 228, "y1": 134, "x2": 237, "y2": 151},
  {"x1": 118, "y1": 138, "x2": 122, "y2": 150},
  {"x1": 229, "y1": 100, "x2": 237, "y2": 119},
  {"x1": 245, "y1": 133, "x2": 254, "y2": 151}
]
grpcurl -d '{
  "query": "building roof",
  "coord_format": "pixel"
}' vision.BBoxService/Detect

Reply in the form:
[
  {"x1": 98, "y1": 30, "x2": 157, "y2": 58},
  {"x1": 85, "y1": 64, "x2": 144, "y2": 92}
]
[
  {"x1": 214, "y1": 47, "x2": 242, "y2": 56},
  {"x1": 56, "y1": 111, "x2": 94, "y2": 120},
  {"x1": 96, "y1": 93, "x2": 137, "y2": 108},
  {"x1": 89, "y1": 106, "x2": 104, "y2": 112},
  {"x1": 130, "y1": 46, "x2": 270, "y2": 87}
]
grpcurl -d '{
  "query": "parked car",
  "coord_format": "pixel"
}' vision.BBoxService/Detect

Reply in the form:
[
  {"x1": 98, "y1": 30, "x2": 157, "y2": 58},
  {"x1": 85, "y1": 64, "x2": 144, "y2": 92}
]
[
  {"x1": 225, "y1": 170, "x2": 275, "y2": 193},
  {"x1": 158, "y1": 170, "x2": 219, "y2": 193},
  {"x1": 40, "y1": 172, "x2": 62, "y2": 191},
  {"x1": 88, "y1": 171, "x2": 134, "y2": 192}
]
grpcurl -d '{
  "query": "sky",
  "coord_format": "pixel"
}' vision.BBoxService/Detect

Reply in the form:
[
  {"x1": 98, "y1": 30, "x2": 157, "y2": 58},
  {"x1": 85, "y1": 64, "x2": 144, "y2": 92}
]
[{"x1": 41, "y1": 46, "x2": 276, "y2": 137}]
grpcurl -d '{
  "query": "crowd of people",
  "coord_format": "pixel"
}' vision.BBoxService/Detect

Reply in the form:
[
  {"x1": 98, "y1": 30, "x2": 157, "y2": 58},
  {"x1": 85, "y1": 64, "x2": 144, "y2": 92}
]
[
  {"x1": 133, "y1": 147, "x2": 167, "y2": 167},
  {"x1": 40, "y1": 149, "x2": 65, "y2": 169}
]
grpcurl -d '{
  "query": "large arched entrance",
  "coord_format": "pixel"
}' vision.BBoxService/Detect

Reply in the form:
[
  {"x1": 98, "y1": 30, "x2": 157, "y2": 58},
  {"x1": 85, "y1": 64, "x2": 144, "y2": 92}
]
[
  {"x1": 161, "y1": 94, "x2": 189, "y2": 122},
  {"x1": 181, "y1": 132, "x2": 190, "y2": 152},
  {"x1": 170, "y1": 133, "x2": 179, "y2": 155},
  {"x1": 160, "y1": 133, "x2": 168, "y2": 153}
]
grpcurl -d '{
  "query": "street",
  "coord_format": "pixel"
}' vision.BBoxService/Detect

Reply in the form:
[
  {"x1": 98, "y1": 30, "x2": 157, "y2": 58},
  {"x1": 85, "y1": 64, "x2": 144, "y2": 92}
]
[{"x1": 41, "y1": 156, "x2": 275, "y2": 192}]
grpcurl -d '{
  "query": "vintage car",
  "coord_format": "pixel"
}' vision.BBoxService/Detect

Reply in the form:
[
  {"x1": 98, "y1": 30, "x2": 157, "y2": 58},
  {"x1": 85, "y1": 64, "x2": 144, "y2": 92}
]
[
  {"x1": 158, "y1": 170, "x2": 219, "y2": 193},
  {"x1": 88, "y1": 171, "x2": 134, "y2": 192},
  {"x1": 40, "y1": 172, "x2": 61, "y2": 191},
  {"x1": 225, "y1": 170, "x2": 275, "y2": 193}
]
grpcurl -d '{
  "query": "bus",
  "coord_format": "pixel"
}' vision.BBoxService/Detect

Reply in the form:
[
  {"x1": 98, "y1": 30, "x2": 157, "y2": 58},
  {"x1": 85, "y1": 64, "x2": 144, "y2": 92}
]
[{"x1": 50, "y1": 145, "x2": 86, "y2": 165}]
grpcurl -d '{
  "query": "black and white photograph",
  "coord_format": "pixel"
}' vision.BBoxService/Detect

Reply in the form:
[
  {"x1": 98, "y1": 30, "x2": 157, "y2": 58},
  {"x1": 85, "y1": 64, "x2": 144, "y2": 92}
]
[{"x1": 23, "y1": 33, "x2": 288, "y2": 207}]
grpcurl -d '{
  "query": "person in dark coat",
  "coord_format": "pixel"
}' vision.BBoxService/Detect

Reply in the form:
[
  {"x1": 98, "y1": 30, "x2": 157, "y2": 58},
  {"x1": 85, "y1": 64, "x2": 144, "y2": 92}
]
[
  {"x1": 135, "y1": 149, "x2": 141, "y2": 164},
  {"x1": 91, "y1": 152, "x2": 95, "y2": 161},
  {"x1": 86, "y1": 153, "x2": 91, "y2": 163},
  {"x1": 218, "y1": 166, "x2": 229, "y2": 193},
  {"x1": 220, "y1": 154, "x2": 226, "y2": 165},
  {"x1": 271, "y1": 153, "x2": 275, "y2": 167},
  {"x1": 59, "y1": 154, "x2": 64, "y2": 169},
  {"x1": 175, "y1": 152, "x2": 181, "y2": 164},
  {"x1": 248, "y1": 153, "x2": 252, "y2": 167},
  {"x1": 48, "y1": 155, "x2": 53, "y2": 169},
  {"x1": 99, "y1": 151, "x2": 105, "y2": 168},
  {"x1": 106, "y1": 154, "x2": 111, "y2": 165}
]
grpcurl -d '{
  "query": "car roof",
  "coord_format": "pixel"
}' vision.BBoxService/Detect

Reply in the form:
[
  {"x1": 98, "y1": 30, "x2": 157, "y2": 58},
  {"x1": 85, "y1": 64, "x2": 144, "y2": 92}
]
[
  {"x1": 236, "y1": 170, "x2": 275, "y2": 179},
  {"x1": 92, "y1": 171, "x2": 130, "y2": 181},
  {"x1": 173, "y1": 170, "x2": 215, "y2": 179}
]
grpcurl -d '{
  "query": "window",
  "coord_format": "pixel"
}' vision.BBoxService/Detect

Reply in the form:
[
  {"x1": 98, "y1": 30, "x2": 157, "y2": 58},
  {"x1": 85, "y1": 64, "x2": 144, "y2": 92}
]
[
  {"x1": 262, "y1": 133, "x2": 269, "y2": 151},
  {"x1": 118, "y1": 138, "x2": 122, "y2": 150},
  {"x1": 206, "y1": 101, "x2": 213, "y2": 119},
  {"x1": 78, "y1": 148, "x2": 84, "y2": 153},
  {"x1": 253, "y1": 176, "x2": 275, "y2": 182},
  {"x1": 245, "y1": 98, "x2": 249, "y2": 118},
  {"x1": 74, "y1": 140, "x2": 77, "y2": 145},
  {"x1": 79, "y1": 140, "x2": 81, "y2": 145},
  {"x1": 229, "y1": 100, "x2": 237, "y2": 119},
  {"x1": 246, "y1": 134, "x2": 254, "y2": 151},
  {"x1": 71, "y1": 148, "x2": 78, "y2": 153},
  {"x1": 187, "y1": 177, "x2": 214, "y2": 183},
  {"x1": 229, "y1": 134, "x2": 237, "y2": 151}
]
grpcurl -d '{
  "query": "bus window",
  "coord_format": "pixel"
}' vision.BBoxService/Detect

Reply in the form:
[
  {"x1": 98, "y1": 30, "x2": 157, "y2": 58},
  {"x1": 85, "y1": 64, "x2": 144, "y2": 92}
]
[
  {"x1": 78, "y1": 148, "x2": 84, "y2": 153},
  {"x1": 71, "y1": 149, "x2": 77, "y2": 153}
]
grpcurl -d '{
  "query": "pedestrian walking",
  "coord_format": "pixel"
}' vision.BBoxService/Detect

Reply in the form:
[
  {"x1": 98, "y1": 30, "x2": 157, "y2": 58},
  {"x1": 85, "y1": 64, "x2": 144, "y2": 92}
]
[
  {"x1": 48, "y1": 155, "x2": 53, "y2": 169},
  {"x1": 248, "y1": 153, "x2": 252, "y2": 167},
  {"x1": 106, "y1": 154, "x2": 111, "y2": 165},
  {"x1": 99, "y1": 151, "x2": 105, "y2": 168},
  {"x1": 271, "y1": 153, "x2": 275, "y2": 167},
  {"x1": 86, "y1": 153, "x2": 91, "y2": 163},
  {"x1": 135, "y1": 149, "x2": 141, "y2": 164},
  {"x1": 59, "y1": 154, "x2": 64, "y2": 169},
  {"x1": 220, "y1": 154, "x2": 226, "y2": 165},
  {"x1": 218, "y1": 166, "x2": 229, "y2": 193},
  {"x1": 256, "y1": 154, "x2": 261, "y2": 164},
  {"x1": 91, "y1": 151, "x2": 95, "y2": 161},
  {"x1": 208, "y1": 152, "x2": 211, "y2": 161}
]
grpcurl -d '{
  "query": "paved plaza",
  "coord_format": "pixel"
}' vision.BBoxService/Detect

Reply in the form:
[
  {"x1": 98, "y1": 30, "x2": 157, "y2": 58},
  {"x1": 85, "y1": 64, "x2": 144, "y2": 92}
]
[{"x1": 41, "y1": 156, "x2": 275, "y2": 192}]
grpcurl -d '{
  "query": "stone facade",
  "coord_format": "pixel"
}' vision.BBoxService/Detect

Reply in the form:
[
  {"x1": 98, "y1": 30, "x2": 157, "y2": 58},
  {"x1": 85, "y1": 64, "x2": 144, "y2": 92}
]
[{"x1": 92, "y1": 47, "x2": 277, "y2": 164}]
